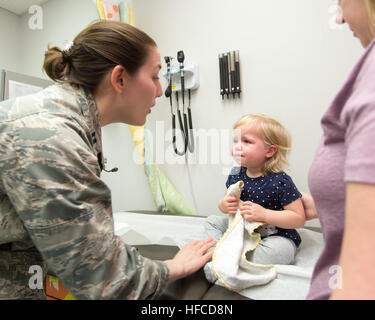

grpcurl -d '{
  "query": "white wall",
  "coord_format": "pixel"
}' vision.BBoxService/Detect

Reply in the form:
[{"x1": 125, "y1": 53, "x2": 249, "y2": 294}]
[
  {"x1": 127, "y1": 0, "x2": 364, "y2": 215},
  {"x1": 19, "y1": 0, "x2": 98, "y2": 79},
  {"x1": 1, "y1": 0, "x2": 365, "y2": 216},
  {"x1": 0, "y1": 8, "x2": 22, "y2": 73}
]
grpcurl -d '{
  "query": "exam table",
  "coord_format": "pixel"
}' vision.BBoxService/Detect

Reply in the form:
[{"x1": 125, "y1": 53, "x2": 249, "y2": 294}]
[
  {"x1": 135, "y1": 244, "x2": 248, "y2": 300},
  {"x1": 114, "y1": 211, "x2": 324, "y2": 300}
]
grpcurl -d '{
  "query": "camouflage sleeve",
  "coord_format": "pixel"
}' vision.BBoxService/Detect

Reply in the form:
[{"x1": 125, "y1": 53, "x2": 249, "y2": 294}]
[{"x1": 2, "y1": 117, "x2": 170, "y2": 299}]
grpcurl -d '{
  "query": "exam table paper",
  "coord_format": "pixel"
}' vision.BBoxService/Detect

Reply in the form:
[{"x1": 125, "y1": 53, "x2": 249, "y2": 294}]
[{"x1": 113, "y1": 212, "x2": 206, "y2": 248}]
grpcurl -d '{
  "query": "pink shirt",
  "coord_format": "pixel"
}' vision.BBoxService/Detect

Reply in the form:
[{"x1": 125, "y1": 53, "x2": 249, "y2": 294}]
[{"x1": 307, "y1": 39, "x2": 375, "y2": 299}]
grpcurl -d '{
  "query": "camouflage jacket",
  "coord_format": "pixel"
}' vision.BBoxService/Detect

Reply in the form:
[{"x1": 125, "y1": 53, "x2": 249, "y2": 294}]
[{"x1": 0, "y1": 83, "x2": 169, "y2": 299}]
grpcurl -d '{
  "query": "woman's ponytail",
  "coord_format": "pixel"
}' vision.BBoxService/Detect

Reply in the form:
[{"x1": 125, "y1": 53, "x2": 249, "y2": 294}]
[{"x1": 43, "y1": 45, "x2": 71, "y2": 82}]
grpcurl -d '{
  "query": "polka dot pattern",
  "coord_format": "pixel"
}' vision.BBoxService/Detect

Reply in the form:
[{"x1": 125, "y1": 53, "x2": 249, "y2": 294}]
[{"x1": 226, "y1": 167, "x2": 302, "y2": 247}]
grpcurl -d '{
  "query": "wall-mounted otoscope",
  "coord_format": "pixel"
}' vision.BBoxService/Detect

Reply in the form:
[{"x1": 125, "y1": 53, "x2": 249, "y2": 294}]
[
  {"x1": 164, "y1": 56, "x2": 173, "y2": 101},
  {"x1": 219, "y1": 50, "x2": 241, "y2": 99},
  {"x1": 177, "y1": 50, "x2": 185, "y2": 107},
  {"x1": 177, "y1": 50, "x2": 194, "y2": 153},
  {"x1": 164, "y1": 50, "x2": 198, "y2": 156},
  {"x1": 165, "y1": 55, "x2": 186, "y2": 156}
]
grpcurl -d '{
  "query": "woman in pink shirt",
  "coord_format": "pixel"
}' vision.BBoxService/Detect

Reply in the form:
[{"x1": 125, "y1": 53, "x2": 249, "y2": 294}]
[{"x1": 304, "y1": 0, "x2": 375, "y2": 299}]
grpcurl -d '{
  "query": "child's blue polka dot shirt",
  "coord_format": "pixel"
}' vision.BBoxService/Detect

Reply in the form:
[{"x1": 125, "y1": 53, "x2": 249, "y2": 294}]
[{"x1": 226, "y1": 166, "x2": 302, "y2": 247}]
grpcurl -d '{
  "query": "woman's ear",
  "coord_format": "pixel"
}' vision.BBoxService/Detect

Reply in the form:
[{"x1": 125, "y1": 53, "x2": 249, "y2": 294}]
[
  {"x1": 266, "y1": 145, "x2": 278, "y2": 158},
  {"x1": 110, "y1": 65, "x2": 128, "y2": 94}
]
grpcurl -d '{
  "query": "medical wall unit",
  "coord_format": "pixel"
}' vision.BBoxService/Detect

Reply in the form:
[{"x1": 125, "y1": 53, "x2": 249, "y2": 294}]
[{"x1": 163, "y1": 50, "x2": 199, "y2": 156}]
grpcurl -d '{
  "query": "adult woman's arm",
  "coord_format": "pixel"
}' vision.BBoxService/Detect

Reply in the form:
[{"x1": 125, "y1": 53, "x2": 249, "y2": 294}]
[
  {"x1": 300, "y1": 192, "x2": 318, "y2": 220},
  {"x1": 165, "y1": 238, "x2": 216, "y2": 284},
  {"x1": 330, "y1": 182, "x2": 375, "y2": 299}
]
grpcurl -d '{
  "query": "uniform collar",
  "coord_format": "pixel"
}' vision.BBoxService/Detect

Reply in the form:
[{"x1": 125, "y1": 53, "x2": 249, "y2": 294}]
[{"x1": 67, "y1": 83, "x2": 103, "y2": 169}]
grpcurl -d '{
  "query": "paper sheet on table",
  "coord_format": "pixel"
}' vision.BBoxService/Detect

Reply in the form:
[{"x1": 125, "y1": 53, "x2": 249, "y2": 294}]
[{"x1": 114, "y1": 212, "x2": 206, "y2": 248}]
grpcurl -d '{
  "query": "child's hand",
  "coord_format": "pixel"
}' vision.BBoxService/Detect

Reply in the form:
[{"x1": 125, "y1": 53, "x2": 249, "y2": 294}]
[
  {"x1": 219, "y1": 196, "x2": 239, "y2": 215},
  {"x1": 240, "y1": 201, "x2": 268, "y2": 222}
]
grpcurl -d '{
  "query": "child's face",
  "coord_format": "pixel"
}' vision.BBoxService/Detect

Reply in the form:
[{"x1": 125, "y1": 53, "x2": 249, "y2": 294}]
[{"x1": 232, "y1": 125, "x2": 274, "y2": 170}]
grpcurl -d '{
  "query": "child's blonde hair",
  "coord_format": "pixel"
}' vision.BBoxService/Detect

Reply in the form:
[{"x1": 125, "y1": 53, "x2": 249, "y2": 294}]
[{"x1": 233, "y1": 114, "x2": 291, "y2": 175}]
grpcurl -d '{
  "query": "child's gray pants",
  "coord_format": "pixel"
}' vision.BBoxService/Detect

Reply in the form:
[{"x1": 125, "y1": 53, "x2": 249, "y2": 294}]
[{"x1": 204, "y1": 215, "x2": 297, "y2": 265}]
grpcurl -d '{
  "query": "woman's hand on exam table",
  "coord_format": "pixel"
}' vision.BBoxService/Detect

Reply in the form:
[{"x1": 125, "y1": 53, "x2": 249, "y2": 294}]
[
  {"x1": 300, "y1": 192, "x2": 318, "y2": 220},
  {"x1": 164, "y1": 238, "x2": 216, "y2": 284}
]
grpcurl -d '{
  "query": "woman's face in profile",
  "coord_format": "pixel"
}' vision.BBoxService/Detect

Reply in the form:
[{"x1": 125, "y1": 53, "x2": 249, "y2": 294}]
[
  {"x1": 337, "y1": 0, "x2": 374, "y2": 48},
  {"x1": 122, "y1": 46, "x2": 163, "y2": 126}
]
